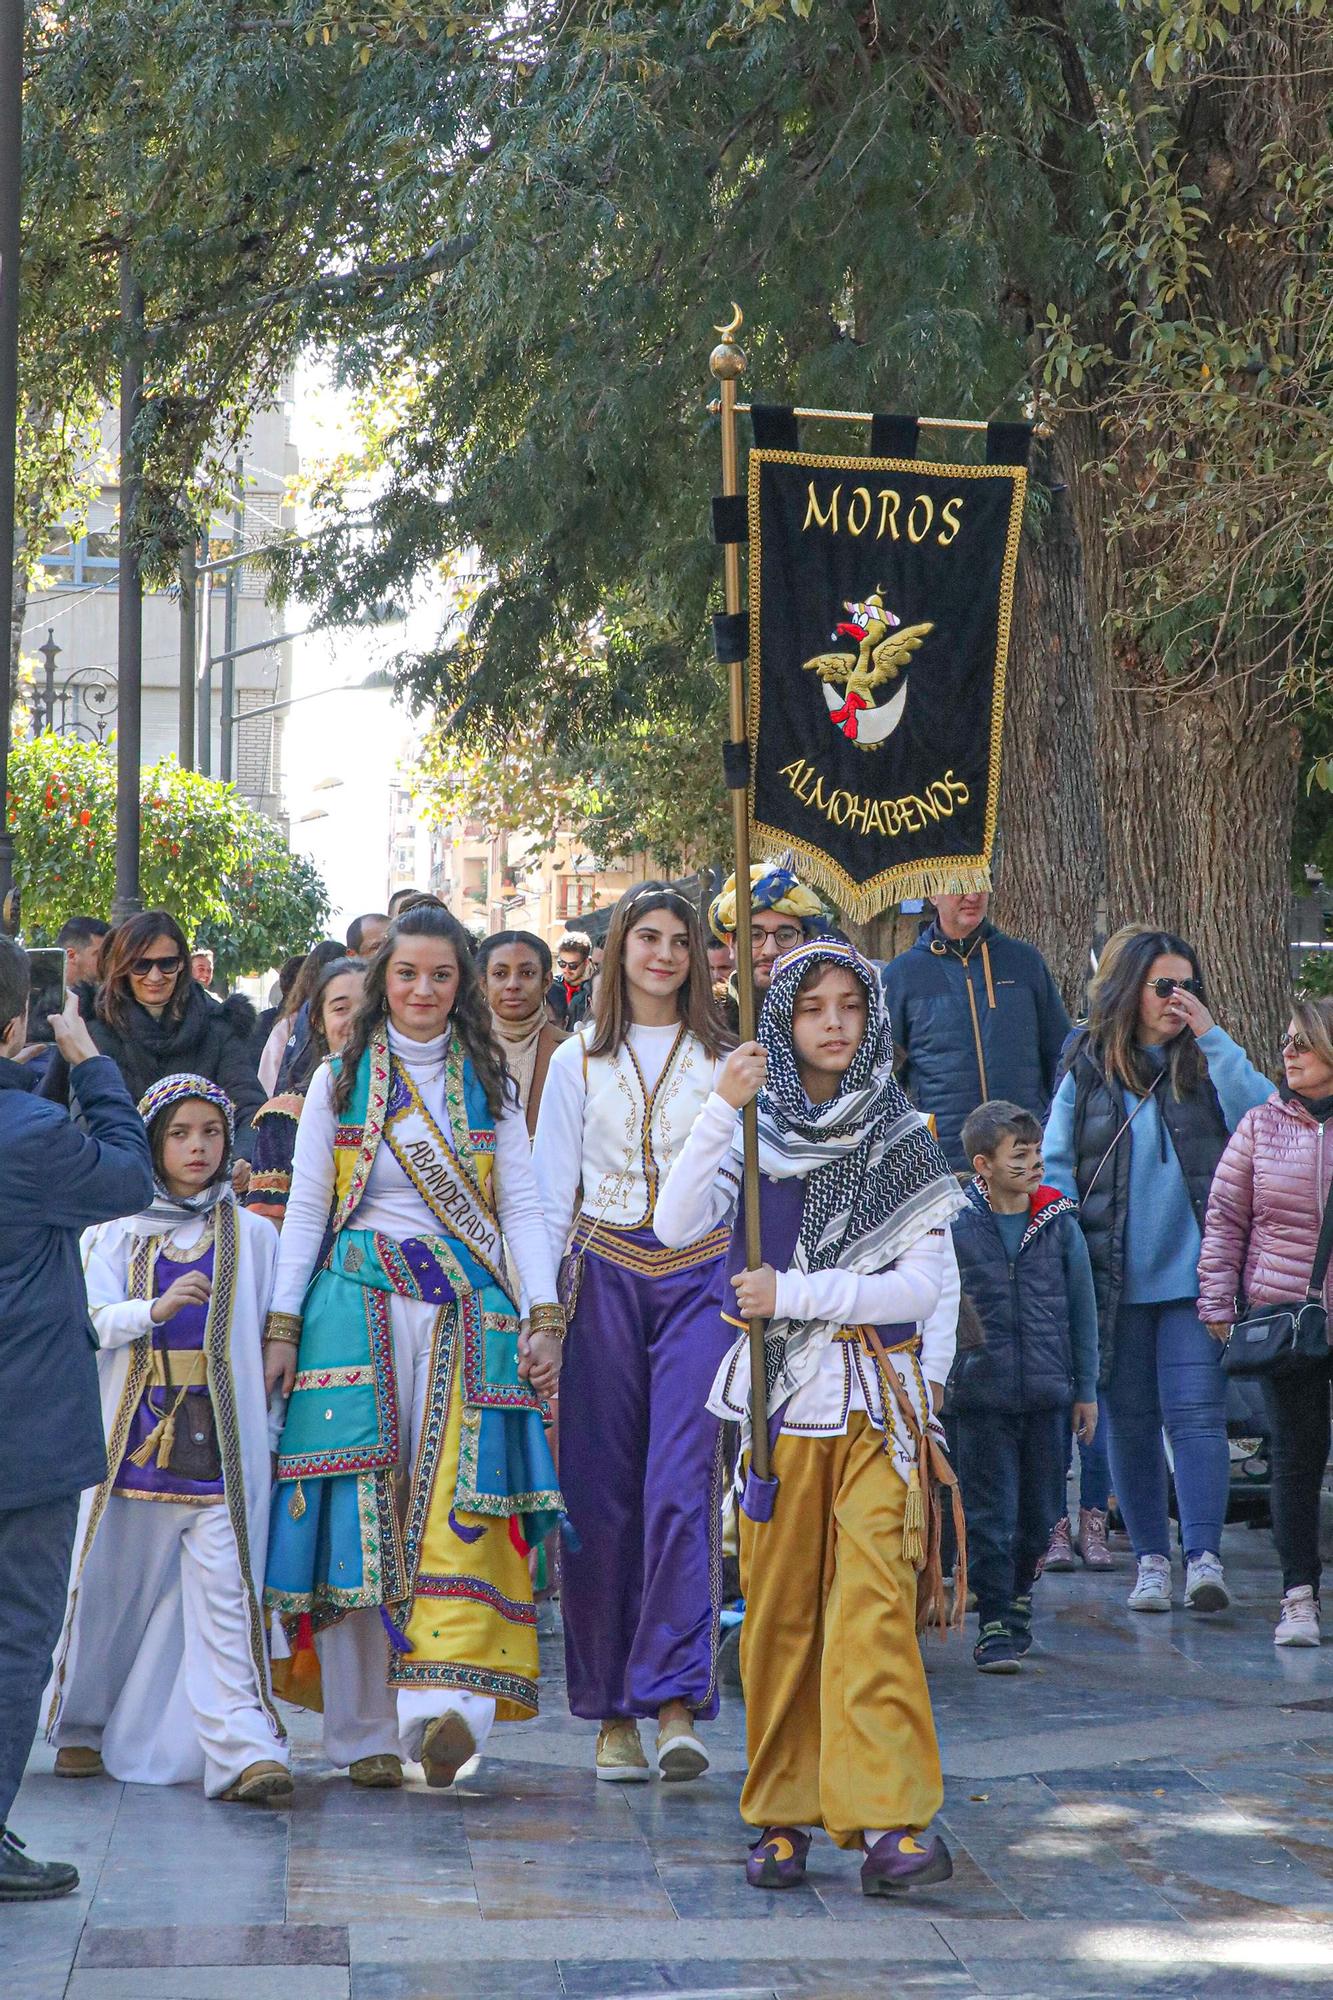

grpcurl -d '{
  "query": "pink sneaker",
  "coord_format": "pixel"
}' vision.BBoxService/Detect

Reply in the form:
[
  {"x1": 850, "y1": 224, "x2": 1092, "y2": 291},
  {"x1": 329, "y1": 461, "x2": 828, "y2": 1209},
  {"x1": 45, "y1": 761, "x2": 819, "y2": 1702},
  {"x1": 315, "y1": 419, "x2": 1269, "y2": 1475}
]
[
  {"x1": 1076, "y1": 1507, "x2": 1114, "y2": 1569},
  {"x1": 1043, "y1": 1516, "x2": 1076, "y2": 1571}
]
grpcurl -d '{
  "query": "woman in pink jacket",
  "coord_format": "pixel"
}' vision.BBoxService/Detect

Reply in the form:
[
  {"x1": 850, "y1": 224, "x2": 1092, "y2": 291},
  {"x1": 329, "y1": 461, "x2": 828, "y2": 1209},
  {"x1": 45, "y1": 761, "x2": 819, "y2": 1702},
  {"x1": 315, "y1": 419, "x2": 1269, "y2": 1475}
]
[{"x1": 1198, "y1": 995, "x2": 1333, "y2": 1647}]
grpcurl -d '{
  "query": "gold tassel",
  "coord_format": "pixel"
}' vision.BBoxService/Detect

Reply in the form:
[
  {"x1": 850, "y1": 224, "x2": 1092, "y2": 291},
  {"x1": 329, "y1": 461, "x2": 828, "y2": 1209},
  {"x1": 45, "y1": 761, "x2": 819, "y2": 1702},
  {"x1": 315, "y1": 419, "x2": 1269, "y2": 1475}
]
[
  {"x1": 288, "y1": 1480, "x2": 306, "y2": 1521},
  {"x1": 902, "y1": 1462, "x2": 925, "y2": 1568},
  {"x1": 127, "y1": 1418, "x2": 168, "y2": 1469}
]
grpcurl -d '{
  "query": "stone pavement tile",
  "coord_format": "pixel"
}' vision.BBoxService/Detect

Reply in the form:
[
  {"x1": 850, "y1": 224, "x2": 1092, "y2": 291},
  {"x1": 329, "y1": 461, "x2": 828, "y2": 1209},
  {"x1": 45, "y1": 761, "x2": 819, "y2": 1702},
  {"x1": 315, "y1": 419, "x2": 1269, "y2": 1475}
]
[
  {"x1": 87, "y1": 1781, "x2": 288, "y2": 1926},
  {"x1": 3, "y1": 1901, "x2": 90, "y2": 2000},
  {"x1": 561, "y1": 1963, "x2": 978, "y2": 1999},
  {"x1": 77, "y1": 1923, "x2": 349, "y2": 1966},
  {"x1": 350, "y1": 1966, "x2": 566, "y2": 2000},
  {"x1": 931, "y1": 1776, "x2": 1182, "y2": 1923},
  {"x1": 65, "y1": 1969, "x2": 350, "y2": 2000},
  {"x1": 286, "y1": 1783, "x2": 478, "y2": 1923},
  {"x1": 348, "y1": 1916, "x2": 960, "y2": 1962},
  {"x1": 1043, "y1": 1777, "x2": 1333, "y2": 1919},
  {"x1": 467, "y1": 1854, "x2": 676, "y2": 1922},
  {"x1": 653, "y1": 1859, "x2": 834, "y2": 1921}
]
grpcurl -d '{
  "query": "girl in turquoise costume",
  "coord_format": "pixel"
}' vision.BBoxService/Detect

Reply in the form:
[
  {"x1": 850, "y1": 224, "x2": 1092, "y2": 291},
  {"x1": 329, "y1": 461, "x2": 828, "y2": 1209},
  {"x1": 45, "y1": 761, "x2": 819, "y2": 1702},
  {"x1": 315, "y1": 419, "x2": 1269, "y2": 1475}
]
[{"x1": 263, "y1": 905, "x2": 565, "y2": 1791}]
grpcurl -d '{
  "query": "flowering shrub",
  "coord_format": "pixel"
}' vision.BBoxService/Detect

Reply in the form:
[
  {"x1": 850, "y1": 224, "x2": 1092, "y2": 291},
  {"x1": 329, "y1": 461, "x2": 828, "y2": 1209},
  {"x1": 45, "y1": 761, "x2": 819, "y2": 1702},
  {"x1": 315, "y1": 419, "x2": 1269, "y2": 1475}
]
[{"x1": 7, "y1": 736, "x2": 330, "y2": 972}]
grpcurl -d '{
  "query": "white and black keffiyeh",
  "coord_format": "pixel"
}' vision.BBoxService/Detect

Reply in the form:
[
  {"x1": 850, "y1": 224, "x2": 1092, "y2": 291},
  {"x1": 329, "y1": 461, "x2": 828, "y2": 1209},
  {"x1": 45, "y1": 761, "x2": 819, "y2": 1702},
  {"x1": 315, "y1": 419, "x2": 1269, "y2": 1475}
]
[{"x1": 730, "y1": 939, "x2": 962, "y2": 1408}]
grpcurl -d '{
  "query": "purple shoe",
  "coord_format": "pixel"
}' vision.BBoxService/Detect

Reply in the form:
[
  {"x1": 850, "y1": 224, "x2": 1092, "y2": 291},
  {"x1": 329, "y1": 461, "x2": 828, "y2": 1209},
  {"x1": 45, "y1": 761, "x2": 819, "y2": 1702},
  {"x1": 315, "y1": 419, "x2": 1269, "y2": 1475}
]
[
  {"x1": 860, "y1": 1828, "x2": 953, "y2": 1896},
  {"x1": 745, "y1": 1825, "x2": 811, "y2": 1889}
]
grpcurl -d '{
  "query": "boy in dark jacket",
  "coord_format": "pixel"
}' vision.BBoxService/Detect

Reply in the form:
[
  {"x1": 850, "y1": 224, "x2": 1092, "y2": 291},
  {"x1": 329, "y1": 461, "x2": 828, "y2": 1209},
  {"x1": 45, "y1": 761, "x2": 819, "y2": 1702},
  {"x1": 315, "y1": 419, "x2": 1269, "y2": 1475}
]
[
  {"x1": 946, "y1": 1101, "x2": 1099, "y2": 1673},
  {"x1": 0, "y1": 941, "x2": 154, "y2": 1899}
]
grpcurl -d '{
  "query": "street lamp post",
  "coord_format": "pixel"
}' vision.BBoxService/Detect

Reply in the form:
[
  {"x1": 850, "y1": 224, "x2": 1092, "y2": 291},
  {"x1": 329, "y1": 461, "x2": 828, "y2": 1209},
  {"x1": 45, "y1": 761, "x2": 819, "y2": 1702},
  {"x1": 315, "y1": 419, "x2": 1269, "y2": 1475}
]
[
  {"x1": 0, "y1": 0, "x2": 24, "y2": 933},
  {"x1": 113, "y1": 247, "x2": 145, "y2": 923}
]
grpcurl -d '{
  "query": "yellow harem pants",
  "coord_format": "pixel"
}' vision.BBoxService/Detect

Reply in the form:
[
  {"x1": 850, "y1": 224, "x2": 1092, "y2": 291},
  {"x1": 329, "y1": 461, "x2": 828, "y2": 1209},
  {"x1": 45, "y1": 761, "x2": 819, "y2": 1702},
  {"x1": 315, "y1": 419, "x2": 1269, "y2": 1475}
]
[{"x1": 738, "y1": 1413, "x2": 944, "y2": 1849}]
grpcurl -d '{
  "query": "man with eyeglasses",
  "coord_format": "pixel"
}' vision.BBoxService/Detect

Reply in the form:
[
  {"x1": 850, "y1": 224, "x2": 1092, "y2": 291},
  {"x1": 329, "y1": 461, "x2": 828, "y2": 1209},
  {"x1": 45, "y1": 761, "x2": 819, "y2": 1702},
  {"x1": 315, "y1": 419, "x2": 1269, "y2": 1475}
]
[
  {"x1": 881, "y1": 890, "x2": 1072, "y2": 1176},
  {"x1": 708, "y1": 859, "x2": 826, "y2": 1031}
]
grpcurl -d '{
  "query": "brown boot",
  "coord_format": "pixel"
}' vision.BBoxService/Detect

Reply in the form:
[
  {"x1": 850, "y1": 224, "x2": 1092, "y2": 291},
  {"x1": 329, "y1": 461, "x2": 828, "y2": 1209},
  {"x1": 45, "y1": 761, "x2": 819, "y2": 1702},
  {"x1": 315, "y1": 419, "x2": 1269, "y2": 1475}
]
[
  {"x1": 219, "y1": 1761, "x2": 293, "y2": 1807},
  {"x1": 348, "y1": 1754, "x2": 403, "y2": 1789},
  {"x1": 1076, "y1": 1507, "x2": 1114, "y2": 1569},
  {"x1": 420, "y1": 1710, "x2": 476, "y2": 1789},
  {"x1": 54, "y1": 1747, "x2": 104, "y2": 1779},
  {"x1": 1043, "y1": 1516, "x2": 1076, "y2": 1571}
]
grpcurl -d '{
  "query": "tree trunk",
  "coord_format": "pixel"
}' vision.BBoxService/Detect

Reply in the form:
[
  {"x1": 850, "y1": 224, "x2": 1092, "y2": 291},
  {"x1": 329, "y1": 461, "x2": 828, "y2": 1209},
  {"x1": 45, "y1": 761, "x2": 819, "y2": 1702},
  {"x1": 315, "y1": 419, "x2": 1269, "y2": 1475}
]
[{"x1": 989, "y1": 456, "x2": 1102, "y2": 1012}]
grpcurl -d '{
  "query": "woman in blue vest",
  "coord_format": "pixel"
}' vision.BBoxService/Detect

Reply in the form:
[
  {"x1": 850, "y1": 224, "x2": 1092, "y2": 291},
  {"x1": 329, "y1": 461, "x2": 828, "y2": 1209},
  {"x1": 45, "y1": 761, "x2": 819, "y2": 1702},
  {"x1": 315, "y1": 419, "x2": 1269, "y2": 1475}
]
[
  {"x1": 263, "y1": 905, "x2": 565, "y2": 1792},
  {"x1": 1043, "y1": 925, "x2": 1270, "y2": 1618}
]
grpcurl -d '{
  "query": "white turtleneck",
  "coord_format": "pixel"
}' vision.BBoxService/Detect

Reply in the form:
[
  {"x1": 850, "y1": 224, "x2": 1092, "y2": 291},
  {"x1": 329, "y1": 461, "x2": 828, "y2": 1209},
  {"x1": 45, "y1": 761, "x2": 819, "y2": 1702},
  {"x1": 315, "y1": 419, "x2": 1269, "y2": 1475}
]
[{"x1": 270, "y1": 1026, "x2": 557, "y2": 1318}]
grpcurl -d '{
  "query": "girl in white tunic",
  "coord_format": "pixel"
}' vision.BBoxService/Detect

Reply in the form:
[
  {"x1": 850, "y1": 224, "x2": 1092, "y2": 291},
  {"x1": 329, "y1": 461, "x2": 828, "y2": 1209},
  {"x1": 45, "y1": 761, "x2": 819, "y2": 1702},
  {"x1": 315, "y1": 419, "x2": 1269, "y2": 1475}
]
[
  {"x1": 48, "y1": 1074, "x2": 288, "y2": 1805},
  {"x1": 532, "y1": 884, "x2": 733, "y2": 1782}
]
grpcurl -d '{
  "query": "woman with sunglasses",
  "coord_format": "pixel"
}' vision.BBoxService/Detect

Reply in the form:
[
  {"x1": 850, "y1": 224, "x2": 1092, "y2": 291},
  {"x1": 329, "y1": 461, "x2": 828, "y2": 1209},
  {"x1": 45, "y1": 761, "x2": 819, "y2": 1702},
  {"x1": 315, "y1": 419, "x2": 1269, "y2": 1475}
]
[
  {"x1": 41, "y1": 912, "x2": 266, "y2": 1169},
  {"x1": 1043, "y1": 926, "x2": 1271, "y2": 1615},
  {"x1": 1199, "y1": 997, "x2": 1333, "y2": 1646}
]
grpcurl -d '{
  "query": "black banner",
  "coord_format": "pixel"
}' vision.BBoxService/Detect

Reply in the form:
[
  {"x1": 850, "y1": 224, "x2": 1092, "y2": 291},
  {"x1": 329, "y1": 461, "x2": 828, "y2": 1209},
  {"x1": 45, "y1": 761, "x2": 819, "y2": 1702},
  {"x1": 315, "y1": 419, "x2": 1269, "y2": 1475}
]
[{"x1": 747, "y1": 448, "x2": 1026, "y2": 920}]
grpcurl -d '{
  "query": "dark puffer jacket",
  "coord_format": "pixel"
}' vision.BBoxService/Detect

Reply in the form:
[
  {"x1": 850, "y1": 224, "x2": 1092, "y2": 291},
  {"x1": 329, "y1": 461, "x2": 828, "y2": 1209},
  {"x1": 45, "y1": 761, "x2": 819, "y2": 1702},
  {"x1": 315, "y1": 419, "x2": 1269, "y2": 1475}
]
[
  {"x1": 1063, "y1": 1032, "x2": 1229, "y2": 1378},
  {"x1": 946, "y1": 1181, "x2": 1086, "y2": 1415},
  {"x1": 881, "y1": 920, "x2": 1071, "y2": 1173},
  {"x1": 40, "y1": 984, "x2": 266, "y2": 1155}
]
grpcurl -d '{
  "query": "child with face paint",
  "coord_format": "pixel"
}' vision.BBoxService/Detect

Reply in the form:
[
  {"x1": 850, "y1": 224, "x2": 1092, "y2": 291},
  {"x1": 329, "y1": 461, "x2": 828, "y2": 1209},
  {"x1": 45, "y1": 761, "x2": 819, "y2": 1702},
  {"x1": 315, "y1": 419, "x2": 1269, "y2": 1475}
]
[
  {"x1": 47, "y1": 1074, "x2": 288, "y2": 1804},
  {"x1": 656, "y1": 940, "x2": 963, "y2": 1895}
]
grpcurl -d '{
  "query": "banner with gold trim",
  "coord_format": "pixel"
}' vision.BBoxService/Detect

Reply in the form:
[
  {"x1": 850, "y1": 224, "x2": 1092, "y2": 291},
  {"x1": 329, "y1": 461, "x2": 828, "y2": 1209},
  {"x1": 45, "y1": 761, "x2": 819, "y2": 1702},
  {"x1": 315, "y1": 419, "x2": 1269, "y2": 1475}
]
[{"x1": 746, "y1": 446, "x2": 1026, "y2": 921}]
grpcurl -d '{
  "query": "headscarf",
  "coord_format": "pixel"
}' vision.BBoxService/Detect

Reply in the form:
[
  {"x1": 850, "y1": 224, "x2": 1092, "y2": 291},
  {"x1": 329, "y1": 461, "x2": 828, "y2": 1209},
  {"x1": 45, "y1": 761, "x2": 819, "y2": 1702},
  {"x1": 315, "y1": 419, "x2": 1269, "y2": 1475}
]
[
  {"x1": 136, "y1": 1071, "x2": 236, "y2": 1229},
  {"x1": 731, "y1": 939, "x2": 962, "y2": 1405},
  {"x1": 709, "y1": 855, "x2": 824, "y2": 942}
]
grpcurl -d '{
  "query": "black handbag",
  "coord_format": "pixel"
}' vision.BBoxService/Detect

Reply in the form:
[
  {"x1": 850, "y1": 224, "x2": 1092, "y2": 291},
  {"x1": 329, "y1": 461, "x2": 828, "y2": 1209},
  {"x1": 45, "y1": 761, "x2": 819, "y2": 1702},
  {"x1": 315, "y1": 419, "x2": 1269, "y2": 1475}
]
[{"x1": 1220, "y1": 1174, "x2": 1333, "y2": 1379}]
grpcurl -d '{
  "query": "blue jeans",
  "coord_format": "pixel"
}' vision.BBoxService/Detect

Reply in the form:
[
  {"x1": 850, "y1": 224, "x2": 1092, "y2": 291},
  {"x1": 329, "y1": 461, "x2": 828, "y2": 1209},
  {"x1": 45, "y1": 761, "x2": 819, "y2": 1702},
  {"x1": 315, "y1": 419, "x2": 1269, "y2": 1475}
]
[
  {"x1": 1063, "y1": 1394, "x2": 1111, "y2": 1512},
  {"x1": 0, "y1": 1494, "x2": 80, "y2": 1828},
  {"x1": 1104, "y1": 1300, "x2": 1229, "y2": 1562}
]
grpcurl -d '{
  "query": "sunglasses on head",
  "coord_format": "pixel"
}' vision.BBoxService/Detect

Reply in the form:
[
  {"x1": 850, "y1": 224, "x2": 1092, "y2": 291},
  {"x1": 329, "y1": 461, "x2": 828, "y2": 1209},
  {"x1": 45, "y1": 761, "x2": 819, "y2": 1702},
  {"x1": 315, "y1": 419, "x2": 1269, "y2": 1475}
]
[
  {"x1": 130, "y1": 954, "x2": 182, "y2": 979},
  {"x1": 1148, "y1": 976, "x2": 1203, "y2": 1000}
]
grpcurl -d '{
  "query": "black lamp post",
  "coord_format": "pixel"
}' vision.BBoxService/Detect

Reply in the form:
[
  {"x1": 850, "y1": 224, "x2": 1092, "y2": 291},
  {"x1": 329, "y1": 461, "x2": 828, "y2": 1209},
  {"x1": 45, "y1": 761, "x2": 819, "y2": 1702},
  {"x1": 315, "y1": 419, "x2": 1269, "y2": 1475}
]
[
  {"x1": 0, "y1": 0, "x2": 24, "y2": 934},
  {"x1": 31, "y1": 626, "x2": 60, "y2": 734}
]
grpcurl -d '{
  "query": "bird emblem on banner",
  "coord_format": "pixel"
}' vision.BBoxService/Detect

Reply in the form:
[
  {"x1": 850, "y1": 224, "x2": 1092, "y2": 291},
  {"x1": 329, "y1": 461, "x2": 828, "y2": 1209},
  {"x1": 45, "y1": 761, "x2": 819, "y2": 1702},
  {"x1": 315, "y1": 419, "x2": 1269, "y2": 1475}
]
[{"x1": 802, "y1": 592, "x2": 934, "y2": 749}]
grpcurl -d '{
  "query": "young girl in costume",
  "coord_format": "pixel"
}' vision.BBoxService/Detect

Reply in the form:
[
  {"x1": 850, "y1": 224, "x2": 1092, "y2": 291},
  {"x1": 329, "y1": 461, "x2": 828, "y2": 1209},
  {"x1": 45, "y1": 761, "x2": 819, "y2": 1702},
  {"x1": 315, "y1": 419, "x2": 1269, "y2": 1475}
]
[
  {"x1": 655, "y1": 939, "x2": 962, "y2": 1892},
  {"x1": 246, "y1": 955, "x2": 366, "y2": 1226},
  {"x1": 263, "y1": 905, "x2": 564, "y2": 1791},
  {"x1": 48, "y1": 1074, "x2": 289, "y2": 1805},
  {"x1": 532, "y1": 883, "x2": 733, "y2": 1782}
]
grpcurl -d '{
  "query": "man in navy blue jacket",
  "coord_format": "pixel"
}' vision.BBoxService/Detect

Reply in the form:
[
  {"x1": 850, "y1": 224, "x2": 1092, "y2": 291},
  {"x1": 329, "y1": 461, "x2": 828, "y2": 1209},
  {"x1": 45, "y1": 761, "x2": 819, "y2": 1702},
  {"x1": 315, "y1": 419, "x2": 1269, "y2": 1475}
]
[
  {"x1": 0, "y1": 937, "x2": 153, "y2": 1900},
  {"x1": 881, "y1": 891, "x2": 1071, "y2": 1175}
]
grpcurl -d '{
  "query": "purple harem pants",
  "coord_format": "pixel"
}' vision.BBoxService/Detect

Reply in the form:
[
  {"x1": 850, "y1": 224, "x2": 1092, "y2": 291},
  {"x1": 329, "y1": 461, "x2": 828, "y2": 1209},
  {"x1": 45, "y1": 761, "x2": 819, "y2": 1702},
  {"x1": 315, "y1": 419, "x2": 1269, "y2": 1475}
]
[{"x1": 558, "y1": 1225, "x2": 730, "y2": 1721}]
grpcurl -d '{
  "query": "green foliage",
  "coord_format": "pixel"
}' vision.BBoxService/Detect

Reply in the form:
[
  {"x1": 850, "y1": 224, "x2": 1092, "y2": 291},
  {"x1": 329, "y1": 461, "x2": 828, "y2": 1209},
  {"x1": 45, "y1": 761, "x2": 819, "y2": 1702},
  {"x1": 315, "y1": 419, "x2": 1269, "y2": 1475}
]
[
  {"x1": 4, "y1": 737, "x2": 329, "y2": 969},
  {"x1": 1295, "y1": 952, "x2": 1333, "y2": 1002},
  {"x1": 194, "y1": 821, "x2": 333, "y2": 983}
]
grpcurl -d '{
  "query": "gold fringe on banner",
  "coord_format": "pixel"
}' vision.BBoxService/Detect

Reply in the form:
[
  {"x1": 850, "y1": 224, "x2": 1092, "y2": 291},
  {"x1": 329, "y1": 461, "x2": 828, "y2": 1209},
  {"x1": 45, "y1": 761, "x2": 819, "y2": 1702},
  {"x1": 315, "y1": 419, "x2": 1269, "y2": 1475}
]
[{"x1": 759, "y1": 834, "x2": 993, "y2": 928}]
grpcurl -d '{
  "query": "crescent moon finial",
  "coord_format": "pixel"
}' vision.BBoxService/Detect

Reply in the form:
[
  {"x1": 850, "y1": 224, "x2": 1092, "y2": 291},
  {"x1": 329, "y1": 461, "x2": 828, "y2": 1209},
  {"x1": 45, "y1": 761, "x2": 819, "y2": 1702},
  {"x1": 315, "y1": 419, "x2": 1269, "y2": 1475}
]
[{"x1": 714, "y1": 302, "x2": 744, "y2": 342}]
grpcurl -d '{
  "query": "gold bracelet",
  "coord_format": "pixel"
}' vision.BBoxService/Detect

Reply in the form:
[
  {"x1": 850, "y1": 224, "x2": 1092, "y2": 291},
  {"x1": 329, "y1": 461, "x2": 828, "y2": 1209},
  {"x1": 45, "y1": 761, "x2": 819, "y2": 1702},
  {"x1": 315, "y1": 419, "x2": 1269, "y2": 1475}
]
[
  {"x1": 264, "y1": 1311, "x2": 303, "y2": 1347},
  {"x1": 528, "y1": 1304, "x2": 567, "y2": 1340}
]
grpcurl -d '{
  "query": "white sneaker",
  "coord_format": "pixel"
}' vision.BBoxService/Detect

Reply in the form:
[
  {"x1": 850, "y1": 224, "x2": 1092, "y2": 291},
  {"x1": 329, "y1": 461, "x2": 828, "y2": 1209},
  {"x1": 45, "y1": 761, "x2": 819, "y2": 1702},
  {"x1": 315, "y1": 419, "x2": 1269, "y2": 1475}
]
[
  {"x1": 1275, "y1": 1585, "x2": 1321, "y2": 1647},
  {"x1": 1127, "y1": 1554, "x2": 1173, "y2": 1612},
  {"x1": 1184, "y1": 1552, "x2": 1230, "y2": 1613}
]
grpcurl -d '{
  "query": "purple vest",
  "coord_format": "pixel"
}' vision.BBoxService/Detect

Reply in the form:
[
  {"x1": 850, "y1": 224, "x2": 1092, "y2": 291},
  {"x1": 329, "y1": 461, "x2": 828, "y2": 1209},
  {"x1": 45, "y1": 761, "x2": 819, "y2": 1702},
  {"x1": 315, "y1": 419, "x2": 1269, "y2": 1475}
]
[
  {"x1": 115, "y1": 1240, "x2": 224, "y2": 1501},
  {"x1": 724, "y1": 1173, "x2": 917, "y2": 1347}
]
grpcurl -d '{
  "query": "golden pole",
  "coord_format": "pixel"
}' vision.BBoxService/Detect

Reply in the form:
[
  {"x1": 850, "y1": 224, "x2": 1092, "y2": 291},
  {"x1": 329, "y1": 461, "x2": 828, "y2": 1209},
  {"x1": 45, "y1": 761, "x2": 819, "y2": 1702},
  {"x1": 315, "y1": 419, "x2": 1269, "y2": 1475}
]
[{"x1": 709, "y1": 305, "x2": 771, "y2": 1487}]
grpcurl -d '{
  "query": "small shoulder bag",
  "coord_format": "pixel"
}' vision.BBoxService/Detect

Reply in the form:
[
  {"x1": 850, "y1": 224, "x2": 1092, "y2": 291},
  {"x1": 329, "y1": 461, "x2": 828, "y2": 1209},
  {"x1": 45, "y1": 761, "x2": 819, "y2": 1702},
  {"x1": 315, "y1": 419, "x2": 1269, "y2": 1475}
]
[{"x1": 1220, "y1": 1173, "x2": 1333, "y2": 1379}]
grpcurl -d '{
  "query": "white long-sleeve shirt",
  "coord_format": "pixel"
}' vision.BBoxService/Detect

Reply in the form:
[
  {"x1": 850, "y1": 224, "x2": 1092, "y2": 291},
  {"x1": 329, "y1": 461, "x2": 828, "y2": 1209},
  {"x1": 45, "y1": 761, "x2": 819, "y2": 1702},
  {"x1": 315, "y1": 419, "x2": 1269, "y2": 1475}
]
[
  {"x1": 271, "y1": 1032, "x2": 558, "y2": 1319},
  {"x1": 654, "y1": 1090, "x2": 958, "y2": 1447}
]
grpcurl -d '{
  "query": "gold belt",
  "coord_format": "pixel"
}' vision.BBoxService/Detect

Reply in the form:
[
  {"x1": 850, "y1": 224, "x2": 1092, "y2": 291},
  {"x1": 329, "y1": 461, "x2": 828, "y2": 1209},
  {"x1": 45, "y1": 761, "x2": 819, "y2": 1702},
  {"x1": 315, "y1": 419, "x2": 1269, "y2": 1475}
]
[{"x1": 147, "y1": 1348, "x2": 208, "y2": 1388}]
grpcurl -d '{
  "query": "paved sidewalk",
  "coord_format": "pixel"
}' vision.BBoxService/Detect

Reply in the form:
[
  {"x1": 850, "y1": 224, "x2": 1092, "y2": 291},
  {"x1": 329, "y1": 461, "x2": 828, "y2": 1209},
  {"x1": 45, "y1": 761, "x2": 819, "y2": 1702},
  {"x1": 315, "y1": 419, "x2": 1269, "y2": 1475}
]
[{"x1": 9, "y1": 1528, "x2": 1333, "y2": 1998}]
